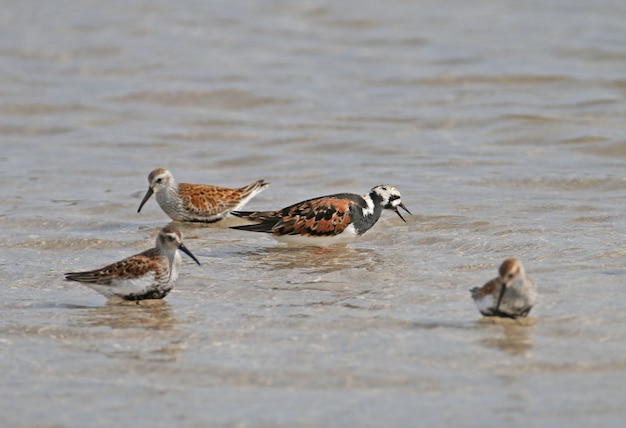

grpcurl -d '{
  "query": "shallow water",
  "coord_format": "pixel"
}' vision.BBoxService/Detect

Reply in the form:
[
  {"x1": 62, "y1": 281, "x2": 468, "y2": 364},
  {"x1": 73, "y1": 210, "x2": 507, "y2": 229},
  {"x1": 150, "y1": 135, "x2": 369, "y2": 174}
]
[{"x1": 2, "y1": 0, "x2": 626, "y2": 426}]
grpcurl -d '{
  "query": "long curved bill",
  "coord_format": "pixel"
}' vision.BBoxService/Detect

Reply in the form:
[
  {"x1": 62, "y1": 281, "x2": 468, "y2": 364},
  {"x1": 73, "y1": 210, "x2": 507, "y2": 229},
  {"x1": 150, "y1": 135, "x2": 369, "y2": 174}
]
[
  {"x1": 137, "y1": 187, "x2": 154, "y2": 213},
  {"x1": 179, "y1": 243, "x2": 201, "y2": 266},
  {"x1": 394, "y1": 203, "x2": 412, "y2": 223}
]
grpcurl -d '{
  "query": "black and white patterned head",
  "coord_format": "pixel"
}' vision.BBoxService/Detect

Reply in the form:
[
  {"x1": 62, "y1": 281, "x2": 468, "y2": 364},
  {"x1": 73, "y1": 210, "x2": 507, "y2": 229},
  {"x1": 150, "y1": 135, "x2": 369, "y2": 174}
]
[{"x1": 370, "y1": 185, "x2": 412, "y2": 222}]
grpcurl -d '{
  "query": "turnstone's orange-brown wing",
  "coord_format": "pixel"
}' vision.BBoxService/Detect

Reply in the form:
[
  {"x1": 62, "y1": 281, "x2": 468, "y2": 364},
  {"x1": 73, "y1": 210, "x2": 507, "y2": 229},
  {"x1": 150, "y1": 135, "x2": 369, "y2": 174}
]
[
  {"x1": 64, "y1": 250, "x2": 165, "y2": 285},
  {"x1": 233, "y1": 196, "x2": 357, "y2": 237}
]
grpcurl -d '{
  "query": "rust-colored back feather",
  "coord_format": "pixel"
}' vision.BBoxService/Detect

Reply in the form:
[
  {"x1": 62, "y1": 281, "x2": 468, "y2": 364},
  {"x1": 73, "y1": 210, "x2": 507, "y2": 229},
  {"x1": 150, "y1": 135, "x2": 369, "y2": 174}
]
[
  {"x1": 178, "y1": 179, "x2": 268, "y2": 217},
  {"x1": 470, "y1": 277, "x2": 500, "y2": 300},
  {"x1": 233, "y1": 196, "x2": 355, "y2": 237}
]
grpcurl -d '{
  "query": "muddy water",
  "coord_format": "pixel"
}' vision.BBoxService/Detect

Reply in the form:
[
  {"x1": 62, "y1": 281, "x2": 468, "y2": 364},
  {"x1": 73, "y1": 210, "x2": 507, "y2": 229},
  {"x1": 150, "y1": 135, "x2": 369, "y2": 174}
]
[{"x1": 2, "y1": 0, "x2": 626, "y2": 426}]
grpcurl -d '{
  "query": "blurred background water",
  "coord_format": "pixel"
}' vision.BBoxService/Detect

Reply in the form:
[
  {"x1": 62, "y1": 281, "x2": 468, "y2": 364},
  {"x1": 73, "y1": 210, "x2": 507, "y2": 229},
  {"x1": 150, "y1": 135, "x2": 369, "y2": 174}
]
[{"x1": 2, "y1": 0, "x2": 626, "y2": 426}]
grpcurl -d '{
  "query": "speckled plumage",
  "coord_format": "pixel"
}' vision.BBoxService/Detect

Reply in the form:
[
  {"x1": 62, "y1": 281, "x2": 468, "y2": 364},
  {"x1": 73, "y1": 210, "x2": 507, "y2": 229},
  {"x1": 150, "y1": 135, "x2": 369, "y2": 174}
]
[
  {"x1": 231, "y1": 185, "x2": 411, "y2": 247},
  {"x1": 137, "y1": 168, "x2": 269, "y2": 222},
  {"x1": 470, "y1": 258, "x2": 537, "y2": 318},
  {"x1": 64, "y1": 225, "x2": 200, "y2": 301}
]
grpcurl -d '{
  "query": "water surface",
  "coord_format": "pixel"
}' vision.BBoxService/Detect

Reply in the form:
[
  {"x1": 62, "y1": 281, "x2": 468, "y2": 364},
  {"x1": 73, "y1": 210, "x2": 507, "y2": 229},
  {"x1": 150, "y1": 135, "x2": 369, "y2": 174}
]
[{"x1": 2, "y1": 0, "x2": 626, "y2": 426}]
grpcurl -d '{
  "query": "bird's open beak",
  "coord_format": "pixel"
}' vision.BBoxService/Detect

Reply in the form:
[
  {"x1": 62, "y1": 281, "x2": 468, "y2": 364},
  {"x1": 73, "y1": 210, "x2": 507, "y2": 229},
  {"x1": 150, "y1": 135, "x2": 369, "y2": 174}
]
[
  {"x1": 179, "y1": 243, "x2": 201, "y2": 266},
  {"x1": 137, "y1": 187, "x2": 154, "y2": 213},
  {"x1": 394, "y1": 203, "x2": 412, "y2": 223}
]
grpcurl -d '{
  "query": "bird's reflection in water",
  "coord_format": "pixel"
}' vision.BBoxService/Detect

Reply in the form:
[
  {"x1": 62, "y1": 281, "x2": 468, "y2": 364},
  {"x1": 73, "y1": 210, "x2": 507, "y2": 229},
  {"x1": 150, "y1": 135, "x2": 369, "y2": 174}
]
[
  {"x1": 163, "y1": 218, "x2": 243, "y2": 235},
  {"x1": 73, "y1": 299, "x2": 179, "y2": 331},
  {"x1": 477, "y1": 316, "x2": 537, "y2": 356},
  {"x1": 69, "y1": 300, "x2": 184, "y2": 362},
  {"x1": 239, "y1": 245, "x2": 381, "y2": 274}
]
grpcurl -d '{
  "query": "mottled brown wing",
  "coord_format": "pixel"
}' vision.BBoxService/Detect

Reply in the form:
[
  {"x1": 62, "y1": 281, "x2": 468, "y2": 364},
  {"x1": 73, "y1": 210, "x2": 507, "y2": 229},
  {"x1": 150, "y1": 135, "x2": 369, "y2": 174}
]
[
  {"x1": 65, "y1": 250, "x2": 163, "y2": 285},
  {"x1": 178, "y1": 183, "x2": 237, "y2": 215},
  {"x1": 179, "y1": 181, "x2": 268, "y2": 217},
  {"x1": 470, "y1": 277, "x2": 499, "y2": 300},
  {"x1": 271, "y1": 197, "x2": 355, "y2": 237}
]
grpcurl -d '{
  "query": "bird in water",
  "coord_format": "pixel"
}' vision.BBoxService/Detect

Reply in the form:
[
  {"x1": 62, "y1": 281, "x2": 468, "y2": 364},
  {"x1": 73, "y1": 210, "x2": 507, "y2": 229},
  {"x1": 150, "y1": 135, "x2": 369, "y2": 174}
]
[
  {"x1": 470, "y1": 258, "x2": 537, "y2": 318},
  {"x1": 137, "y1": 167, "x2": 269, "y2": 223},
  {"x1": 64, "y1": 225, "x2": 200, "y2": 301},
  {"x1": 230, "y1": 184, "x2": 411, "y2": 247}
]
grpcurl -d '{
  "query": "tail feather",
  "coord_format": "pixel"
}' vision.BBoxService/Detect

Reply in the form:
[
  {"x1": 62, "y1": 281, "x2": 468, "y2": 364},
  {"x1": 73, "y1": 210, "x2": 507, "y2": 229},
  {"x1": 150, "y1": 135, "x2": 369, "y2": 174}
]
[
  {"x1": 64, "y1": 270, "x2": 108, "y2": 284},
  {"x1": 231, "y1": 210, "x2": 254, "y2": 218},
  {"x1": 230, "y1": 180, "x2": 269, "y2": 214},
  {"x1": 230, "y1": 210, "x2": 279, "y2": 233},
  {"x1": 230, "y1": 221, "x2": 275, "y2": 233},
  {"x1": 240, "y1": 179, "x2": 269, "y2": 198}
]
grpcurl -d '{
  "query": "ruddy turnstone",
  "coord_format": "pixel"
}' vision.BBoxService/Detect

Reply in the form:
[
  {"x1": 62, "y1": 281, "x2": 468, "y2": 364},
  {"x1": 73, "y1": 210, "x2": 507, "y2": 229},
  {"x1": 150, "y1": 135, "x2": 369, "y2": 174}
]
[
  {"x1": 470, "y1": 258, "x2": 537, "y2": 318},
  {"x1": 230, "y1": 184, "x2": 410, "y2": 247},
  {"x1": 137, "y1": 168, "x2": 269, "y2": 223},
  {"x1": 64, "y1": 225, "x2": 200, "y2": 301}
]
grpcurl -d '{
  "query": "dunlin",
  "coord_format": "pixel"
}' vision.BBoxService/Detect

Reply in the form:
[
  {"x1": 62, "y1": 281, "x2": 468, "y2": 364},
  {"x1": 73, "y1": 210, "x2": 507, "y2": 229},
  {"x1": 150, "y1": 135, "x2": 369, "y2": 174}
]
[
  {"x1": 137, "y1": 168, "x2": 269, "y2": 222},
  {"x1": 65, "y1": 225, "x2": 200, "y2": 301},
  {"x1": 470, "y1": 258, "x2": 537, "y2": 318}
]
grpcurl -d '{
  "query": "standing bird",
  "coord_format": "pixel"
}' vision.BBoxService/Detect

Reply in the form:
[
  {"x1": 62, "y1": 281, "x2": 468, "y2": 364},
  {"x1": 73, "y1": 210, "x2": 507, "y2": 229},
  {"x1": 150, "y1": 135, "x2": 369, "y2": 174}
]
[
  {"x1": 230, "y1": 184, "x2": 411, "y2": 247},
  {"x1": 64, "y1": 225, "x2": 200, "y2": 301},
  {"x1": 470, "y1": 258, "x2": 537, "y2": 318},
  {"x1": 137, "y1": 168, "x2": 269, "y2": 223}
]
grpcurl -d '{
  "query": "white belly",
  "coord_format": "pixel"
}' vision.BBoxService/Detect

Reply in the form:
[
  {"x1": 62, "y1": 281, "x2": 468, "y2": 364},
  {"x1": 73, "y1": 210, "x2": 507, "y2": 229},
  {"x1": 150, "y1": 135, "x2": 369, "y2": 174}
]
[{"x1": 273, "y1": 224, "x2": 359, "y2": 247}]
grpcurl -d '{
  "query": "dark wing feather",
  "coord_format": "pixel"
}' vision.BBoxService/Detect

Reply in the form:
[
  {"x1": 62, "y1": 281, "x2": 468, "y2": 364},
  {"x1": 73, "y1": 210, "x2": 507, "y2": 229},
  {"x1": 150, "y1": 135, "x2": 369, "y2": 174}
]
[
  {"x1": 230, "y1": 209, "x2": 282, "y2": 232},
  {"x1": 64, "y1": 250, "x2": 161, "y2": 285}
]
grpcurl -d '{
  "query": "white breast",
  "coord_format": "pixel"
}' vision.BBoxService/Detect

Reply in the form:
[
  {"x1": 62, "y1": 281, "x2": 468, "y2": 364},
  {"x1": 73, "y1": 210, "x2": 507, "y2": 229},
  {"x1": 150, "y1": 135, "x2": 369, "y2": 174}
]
[{"x1": 473, "y1": 294, "x2": 495, "y2": 313}]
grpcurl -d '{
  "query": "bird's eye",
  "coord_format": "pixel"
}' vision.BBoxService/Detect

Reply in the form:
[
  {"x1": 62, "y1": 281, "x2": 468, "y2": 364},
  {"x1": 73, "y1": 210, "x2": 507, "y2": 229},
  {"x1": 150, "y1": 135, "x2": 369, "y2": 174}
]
[
  {"x1": 507, "y1": 273, "x2": 514, "y2": 279},
  {"x1": 167, "y1": 235, "x2": 176, "y2": 241},
  {"x1": 156, "y1": 178, "x2": 162, "y2": 183}
]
